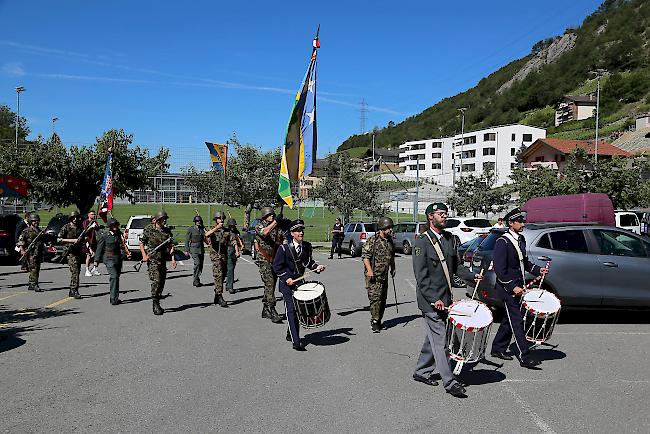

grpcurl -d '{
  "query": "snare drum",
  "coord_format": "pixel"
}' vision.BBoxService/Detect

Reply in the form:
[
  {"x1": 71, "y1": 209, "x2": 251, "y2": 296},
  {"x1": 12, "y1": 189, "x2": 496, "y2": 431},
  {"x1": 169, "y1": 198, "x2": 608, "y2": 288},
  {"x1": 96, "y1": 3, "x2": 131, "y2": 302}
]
[
  {"x1": 446, "y1": 299, "x2": 493, "y2": 374},
  {"x1": 521, "y1": 289, "x2": 561, "y2": 344},
  {"x1": 293, "y1": 282, "x2": 331, "y2": 329}
]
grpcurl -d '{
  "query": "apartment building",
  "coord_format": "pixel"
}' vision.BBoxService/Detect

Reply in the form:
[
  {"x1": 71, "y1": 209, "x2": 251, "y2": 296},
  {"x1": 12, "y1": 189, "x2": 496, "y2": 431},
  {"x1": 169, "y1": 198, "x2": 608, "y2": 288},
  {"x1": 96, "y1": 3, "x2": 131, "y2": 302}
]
[{"x1": 398, "y1": 124, "x2": 546, "y2": 187}]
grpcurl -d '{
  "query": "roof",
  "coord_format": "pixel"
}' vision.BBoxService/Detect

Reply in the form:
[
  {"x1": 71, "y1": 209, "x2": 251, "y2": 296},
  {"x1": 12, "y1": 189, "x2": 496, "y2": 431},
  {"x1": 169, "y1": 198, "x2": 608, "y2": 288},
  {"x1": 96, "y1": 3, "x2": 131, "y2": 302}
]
[
  {"x1": 612, "y1": 127, "x2": 650, "y2": 154},
  {"x1": 563, "y1": 95, "x2": 597, "y2": 104},
  {"x1": 521, "y1": 138, "x2": 631, "y2": 160}
]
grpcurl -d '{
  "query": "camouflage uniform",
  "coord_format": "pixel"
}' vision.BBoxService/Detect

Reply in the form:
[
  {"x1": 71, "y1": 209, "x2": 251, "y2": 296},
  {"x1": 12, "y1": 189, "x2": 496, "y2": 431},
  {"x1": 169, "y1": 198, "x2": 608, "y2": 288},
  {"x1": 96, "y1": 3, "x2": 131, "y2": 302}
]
[
  {"x1": 362, "y1": 234, "x2": 395, "y2": 323},
  {"x1": 255, "y1": 220, "x2": 283, "y2": 308},
  {"x1": 140, "y1": 223, "x2": 173, "y2": 300},
  {"x1": 207, "y1": 227, "x2": 231, "y2": 296},
  {"x1": 59, "y1": 222, "x2": 84, "y2": 297},
  {"x1": 18, "y1": 226, "x2": 44, "y2": 290},
  {"x1": 225, "y1": 229, "x2": 240, "y2": 293}
]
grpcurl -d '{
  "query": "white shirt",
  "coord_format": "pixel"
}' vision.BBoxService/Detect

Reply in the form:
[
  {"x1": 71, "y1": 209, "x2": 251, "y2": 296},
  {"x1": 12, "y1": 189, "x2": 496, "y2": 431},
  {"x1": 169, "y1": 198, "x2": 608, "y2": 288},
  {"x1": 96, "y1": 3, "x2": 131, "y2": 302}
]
[
  {"x1": 493, "y1": 222, "x2": 506, "y2": 228},
  {"x1": 292, "y1": 240, "x2": 303, "y2": 253},
  {"x1": 507, "y1": 229, "x2": 520, "y2": 241}
]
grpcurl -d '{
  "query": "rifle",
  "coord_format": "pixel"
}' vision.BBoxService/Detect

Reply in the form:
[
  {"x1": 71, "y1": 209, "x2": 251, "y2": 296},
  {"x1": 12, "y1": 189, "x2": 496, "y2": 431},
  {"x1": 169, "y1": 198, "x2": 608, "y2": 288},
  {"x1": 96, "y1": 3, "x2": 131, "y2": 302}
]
[
  {"x1": 60, "y1": 221, "x2": 97, "y2": 262},
  {"x1": 133, "y1": 237, "x2": 173, "y2": 271},
  {"x1": 19, "y1": 230, "x2": 45, "y2": 263}
]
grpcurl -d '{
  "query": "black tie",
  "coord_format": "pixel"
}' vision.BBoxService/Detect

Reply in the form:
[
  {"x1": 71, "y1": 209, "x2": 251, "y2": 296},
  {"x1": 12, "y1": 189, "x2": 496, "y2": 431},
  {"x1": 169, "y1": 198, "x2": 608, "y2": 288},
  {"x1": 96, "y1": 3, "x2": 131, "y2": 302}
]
[{"x1": 296, "y1": 243, "x2": 302, "y2": 256}]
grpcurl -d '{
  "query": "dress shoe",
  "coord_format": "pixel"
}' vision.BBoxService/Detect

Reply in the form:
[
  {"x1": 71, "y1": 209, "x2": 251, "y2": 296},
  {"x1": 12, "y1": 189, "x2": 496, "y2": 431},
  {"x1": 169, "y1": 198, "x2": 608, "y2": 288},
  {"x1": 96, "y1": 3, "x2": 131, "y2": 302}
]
[
  {"x1": 153, "y1": 300, "x2": 164, "y2": 315},
  {"x1": 446, "y1": 383, "x2": 467, "y2": 398},
  {"x1": 215, "y1": 294, "x2": 228, "y2": 307},
  {"x1": 412, "y1": 374, "x2": 439, "y2": 387},
  {"x1": 520, "y1": 359, "x2": 542, "y2": 369},
  {"x1": 491, "y1": 352, "x2": 513, "y2": 361},
  {"x1": 292, "y1": 341, "x2": 307, "y2": 351},
  {"x1": 269, "y1": 306, "x2": 283, "y2": 323}
]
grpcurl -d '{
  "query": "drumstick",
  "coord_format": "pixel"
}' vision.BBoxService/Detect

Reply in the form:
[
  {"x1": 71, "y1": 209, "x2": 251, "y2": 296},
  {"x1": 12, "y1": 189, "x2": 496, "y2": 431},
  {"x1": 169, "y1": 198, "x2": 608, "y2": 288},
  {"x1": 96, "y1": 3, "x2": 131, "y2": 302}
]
[
  {"x1": 437, "y1": 305, "x2": 472, "y2": 317},
  {"x1": 536, "y1": 261, "x2": 551, "y2": 297},
  {"x1": 292, "y1": 265, "x2": 327, "y2": 284},
  {"x1": 470, "y1": 268, "x2": 485, "y2": 301}
]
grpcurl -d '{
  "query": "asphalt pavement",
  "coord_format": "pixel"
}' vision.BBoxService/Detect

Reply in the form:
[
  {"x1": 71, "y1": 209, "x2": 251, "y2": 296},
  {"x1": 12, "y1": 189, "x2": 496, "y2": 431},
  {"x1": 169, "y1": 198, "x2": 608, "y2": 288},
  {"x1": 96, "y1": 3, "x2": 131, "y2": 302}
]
[{"x1": 1, "y1": 250, "x2": 649, "y2": 433}]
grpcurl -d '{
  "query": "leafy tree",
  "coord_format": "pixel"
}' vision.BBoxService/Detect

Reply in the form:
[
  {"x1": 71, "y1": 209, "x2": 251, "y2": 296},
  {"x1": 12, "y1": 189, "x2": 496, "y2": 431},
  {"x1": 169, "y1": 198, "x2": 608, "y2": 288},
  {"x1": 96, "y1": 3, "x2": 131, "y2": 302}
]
[
  {"x1": 0, "y1": 104, "x2": 29, "y2": 145},
  {"x1": 0, "y1": 129, "x2": 170, "y2": 213},
  {"x1": 447, "y1": 169, "x2": 510, "y2": 217},
  {"x1": 182, "y1": 135, "x2": 281, "y2": 228},
  {"x1": 312, "y1": 153, "x2": 386, "y2": 222}
]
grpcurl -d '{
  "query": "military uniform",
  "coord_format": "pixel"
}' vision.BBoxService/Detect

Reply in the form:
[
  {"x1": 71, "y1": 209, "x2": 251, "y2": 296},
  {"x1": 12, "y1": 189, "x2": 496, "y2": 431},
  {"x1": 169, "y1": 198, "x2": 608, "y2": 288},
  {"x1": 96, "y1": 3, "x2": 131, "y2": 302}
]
[
  {"x1": 255, "y1": 219, "x2": 284, "y2": 318},
  {"x1": 95, "y1": 224, "x2": 124, "y2": 305},
  {"x1": 362, "y1": 234, "x2": 395, "y2": 327},
  {"x1": 225, "y1": 226, "x2": 240, "y2": 294},
  {"x1": 185, "y1": 224, "x2": 205, "y2": 286},
  {"x1": 206, "y1": 226, "x2": 231, "y2": 303},
  {"x1": 140, "y1": 223, "x2": 173, "y2": 305},
  {"x1": 58, "y1": 221, "x2": 84, "y2": 298},
  {"x1": 18, "y1": 225, "x2": 44, "y2": 291}
]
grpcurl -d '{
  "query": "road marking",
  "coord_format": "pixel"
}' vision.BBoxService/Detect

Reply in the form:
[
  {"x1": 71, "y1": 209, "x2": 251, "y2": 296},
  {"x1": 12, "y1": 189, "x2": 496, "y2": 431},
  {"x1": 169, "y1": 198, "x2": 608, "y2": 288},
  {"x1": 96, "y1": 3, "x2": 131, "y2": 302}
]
[
  {"x1": 239, "y1": 256, "x2": 255, "y2": 265},
  {"x1": 0, "y1": 291, "x2": 28, "y2": 301},
  {"x1": 503, "y1": 383, "x2": 557, "y2": 433},
  {"x1": 404, "y1": 279, "x2": 416, "y2": 289},
  {"x1": 46, "y1": 297, "x2": 73, "y2": 308}
]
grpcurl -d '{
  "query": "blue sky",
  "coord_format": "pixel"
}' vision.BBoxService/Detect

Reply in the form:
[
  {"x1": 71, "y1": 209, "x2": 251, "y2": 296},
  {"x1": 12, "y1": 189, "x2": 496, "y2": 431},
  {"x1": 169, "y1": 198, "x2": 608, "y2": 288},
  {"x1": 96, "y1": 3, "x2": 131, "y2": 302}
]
[{"x1": 0, "y1": 0, "x2": 601, "y2": 170}]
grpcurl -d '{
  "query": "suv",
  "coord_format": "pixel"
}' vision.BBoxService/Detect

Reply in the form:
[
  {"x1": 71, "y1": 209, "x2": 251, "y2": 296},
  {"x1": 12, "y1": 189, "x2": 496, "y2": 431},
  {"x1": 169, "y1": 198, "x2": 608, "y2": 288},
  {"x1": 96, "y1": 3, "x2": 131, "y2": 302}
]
[
  {"x1": 124, "y1": 215, "x2": 152, "y2": 254},
  {"x1": 392, "y1": 222, "x2": 426, "y2": 254},
  {"x1": 465, "y1": 224, "x2": 650, "y2": 308},
  {"x1": 342, "y1": 222, "x2": 377, "y2": 257},
  {"x1": 445, "y1": 217, "x2": 491, "y2": 245}
]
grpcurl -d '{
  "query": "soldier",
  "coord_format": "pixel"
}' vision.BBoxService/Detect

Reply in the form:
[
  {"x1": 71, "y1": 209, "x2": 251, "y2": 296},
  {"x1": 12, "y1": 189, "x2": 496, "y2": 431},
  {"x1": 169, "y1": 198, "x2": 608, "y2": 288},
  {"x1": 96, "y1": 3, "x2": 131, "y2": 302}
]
[
  {"x1": 255, "y1": 207, "x2": 288, "y2": 324},
  {"x1": 225, "y1": 218, "x2": 241, "y2": 294},
  {"x1": 58, "y1": 211, "x2": 85, "y2": 299},
  {"x1": 18, "y1": 214, "x2": 44, "y2": 292},
  {"x1": 83, "y1": 211, "x2": 100, "y2": 277},
  {"x1": 139, "y1": 210, "x2": 177, "y2": 315},
  {"x1": 204, "y1": 211, "x2": 231, "y2": 307},
  {"x1": 94, "y1": 218, "x2": 126, "y2": 305},
  {"x1": 185, "y1": 215, "x2": 205, "y2": 287},
  {"x1": 362, "y1": 216, "x2": 396, "y2": 333}
]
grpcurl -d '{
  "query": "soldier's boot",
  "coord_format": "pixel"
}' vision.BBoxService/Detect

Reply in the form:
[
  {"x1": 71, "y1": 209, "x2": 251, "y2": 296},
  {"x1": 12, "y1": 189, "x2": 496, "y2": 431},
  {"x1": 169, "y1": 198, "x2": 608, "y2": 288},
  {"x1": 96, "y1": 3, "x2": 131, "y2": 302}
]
[
  {"x1": 261, "y1": 305, "x2": 272, "y2": 319},
  {"x1": 72, "y1": 289, "x2": 82, "y2": 299},
  {"x1": 153, "y1": 300, "x2": 164, "y2": 315},
  {"x1": 371, "y1": 319, "x2": 381, "y2": 333},
  {"x1": 215, "y1": 294, "x2": 228, "y2": 308},
  {"x1": 269, "y1": 306, "x2": 283, "y2": 324},
  {"x1": 68, "y1": 288, "x2": 74, "y2": 297},
  {"x1": 34, "y1": 284, "x2": 42, "y2": 293},
  {"x1": 27, "y1": 283, "x2": 35, "y2": 291}
]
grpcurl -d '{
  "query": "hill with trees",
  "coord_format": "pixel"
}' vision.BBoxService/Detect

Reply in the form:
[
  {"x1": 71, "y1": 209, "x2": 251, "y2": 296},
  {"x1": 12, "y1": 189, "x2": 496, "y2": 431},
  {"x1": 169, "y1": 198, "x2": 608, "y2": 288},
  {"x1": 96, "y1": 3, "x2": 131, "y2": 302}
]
[{"x1": 338, "y1": 0, "x2": 650, "y2": 151}]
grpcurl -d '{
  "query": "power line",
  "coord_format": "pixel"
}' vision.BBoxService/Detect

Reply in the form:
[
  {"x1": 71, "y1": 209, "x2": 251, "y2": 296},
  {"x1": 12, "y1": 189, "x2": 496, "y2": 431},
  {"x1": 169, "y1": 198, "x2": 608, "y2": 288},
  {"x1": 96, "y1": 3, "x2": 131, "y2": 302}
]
[{"x1": 358, "y1": 98, "x2": 369, "y2": 134}]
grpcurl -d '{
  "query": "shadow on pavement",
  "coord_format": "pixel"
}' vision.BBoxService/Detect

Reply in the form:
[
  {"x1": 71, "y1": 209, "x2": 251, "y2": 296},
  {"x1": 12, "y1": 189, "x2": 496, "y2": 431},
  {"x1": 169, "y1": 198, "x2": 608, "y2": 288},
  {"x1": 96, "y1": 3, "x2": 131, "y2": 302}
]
[
  {"x1": 165, "y1": 302, "x2": 214, "y2": 313},
  {"x1": 306, "y1": 327, "x2": 355, "y2": 346},
  {"x1": 455, "y1": 368, "x2": 507, "y2": 386},
  {"x1": 47, "y1": 283, "x2": 95, "y2": 292},
  {"x1": 166, "y1": 273, "x2": 192, "y2": 280},
  {"x1": 228, "y1": 294, "x2": 264, "y2": 306},
  {"x1": 0, "y1": 306, "x2": 80, "y2": 354},
  {"x1": 530, "y1": 348, "x2": 566, "y2": 362},
  {"x1": 231, "y1": 285, "x2": 264, "y2": 293},
  {"x1": 558, "y1": 308, "x2": 650, "y2": 324},
  {"x1": 382, "y1": 314, "x2": 421, "y2": 329},
  {"x1": 335, "y1": 305, "x2": 369, "y2": 316},
  {"x1": 83, "y1": 289, "x2": 139, "y2": 299}
]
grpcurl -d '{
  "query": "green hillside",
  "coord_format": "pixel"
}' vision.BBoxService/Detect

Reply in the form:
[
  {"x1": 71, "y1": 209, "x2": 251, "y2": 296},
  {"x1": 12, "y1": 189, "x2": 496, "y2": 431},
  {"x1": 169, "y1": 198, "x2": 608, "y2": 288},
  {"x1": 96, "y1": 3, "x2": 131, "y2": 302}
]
[{"x1": 338, "y1": 0, "x2": 650, "y2": 151}]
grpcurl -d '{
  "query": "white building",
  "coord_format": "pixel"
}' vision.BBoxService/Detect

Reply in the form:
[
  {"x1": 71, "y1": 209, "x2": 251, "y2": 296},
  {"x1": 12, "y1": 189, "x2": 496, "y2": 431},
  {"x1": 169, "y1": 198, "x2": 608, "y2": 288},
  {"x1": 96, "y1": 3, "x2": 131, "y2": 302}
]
[{"x1": 398, "y1": 124, "x2": 546, "y2": 187}]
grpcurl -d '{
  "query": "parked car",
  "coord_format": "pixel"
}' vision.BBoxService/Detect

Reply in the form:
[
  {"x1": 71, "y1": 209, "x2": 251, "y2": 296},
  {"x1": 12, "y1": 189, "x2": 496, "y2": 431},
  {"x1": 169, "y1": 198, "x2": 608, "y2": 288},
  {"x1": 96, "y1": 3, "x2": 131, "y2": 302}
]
[
  {"x1": 241, "y1": 218, "x2": 261, "y2": 258},
  {"x1": 465, "y1": 223, "x2": 650, "y2": 308},
  {"x1": 124, "y1": 215, "x2": 152, "y2": 254},
  {"x1": 615, "y1": 211, "x2": 640, "y2": 234},
  {"x1": 458, "y1": 233, "x2": 487, "y2": 268},
  {"x1": 342, "y1": 222, "x2": 377, "y2": 257},
  {"x1": 42, "y1": 213, "x2": 74, "y2": 261},
  {"x1": 445, "y1": 217, "x2": 491, "y2": 245},
  {"x1": 392, "y1": 222, "x2": 426, "y2": 254},
  {"x1": 0, "y1": 213, "x2": 21, "y2": 263}
]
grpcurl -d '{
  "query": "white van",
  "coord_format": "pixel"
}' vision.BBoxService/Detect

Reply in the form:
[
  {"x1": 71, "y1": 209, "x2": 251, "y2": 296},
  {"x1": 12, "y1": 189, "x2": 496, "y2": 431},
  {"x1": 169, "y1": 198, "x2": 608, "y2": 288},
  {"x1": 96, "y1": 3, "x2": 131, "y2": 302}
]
[
  {"x1": 124, "y1": 215, "x2": 152, "y2": 253},
  {"x1": 615, "y1": 211, "x2": 640, "y2": 234}
]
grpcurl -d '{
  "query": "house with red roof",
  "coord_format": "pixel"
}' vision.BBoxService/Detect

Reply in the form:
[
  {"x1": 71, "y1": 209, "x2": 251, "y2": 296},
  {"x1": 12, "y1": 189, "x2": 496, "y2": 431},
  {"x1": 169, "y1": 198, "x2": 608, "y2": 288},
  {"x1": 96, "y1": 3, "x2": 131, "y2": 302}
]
[{"x1": 519, "y1": 138, "x2": 631, "y2": 171}]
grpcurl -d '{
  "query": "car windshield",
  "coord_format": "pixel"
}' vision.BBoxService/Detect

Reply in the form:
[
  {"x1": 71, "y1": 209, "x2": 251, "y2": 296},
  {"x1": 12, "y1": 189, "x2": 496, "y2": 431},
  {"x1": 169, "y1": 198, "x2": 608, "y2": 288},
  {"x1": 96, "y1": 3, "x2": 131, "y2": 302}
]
[
  {"x1": 129, "y1": 218, "x2": 150, "y2": 230},
  {"x1": 465, "y1": 219, "x2": 491, "y2": 228},
  {"x1": 477, "y1": 232, "x2": 501, "y2": 251},
  {"x1": 364, "y1": 224, "x2": 377, "y2": 232}
]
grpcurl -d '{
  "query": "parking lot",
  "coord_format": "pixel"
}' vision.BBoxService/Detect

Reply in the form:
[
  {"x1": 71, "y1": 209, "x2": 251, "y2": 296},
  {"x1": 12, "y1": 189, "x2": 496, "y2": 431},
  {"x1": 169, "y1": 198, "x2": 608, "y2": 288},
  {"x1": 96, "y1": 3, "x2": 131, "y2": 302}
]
[{"x1": 1, "y1": 249, "x2": 649, "y2": 433}]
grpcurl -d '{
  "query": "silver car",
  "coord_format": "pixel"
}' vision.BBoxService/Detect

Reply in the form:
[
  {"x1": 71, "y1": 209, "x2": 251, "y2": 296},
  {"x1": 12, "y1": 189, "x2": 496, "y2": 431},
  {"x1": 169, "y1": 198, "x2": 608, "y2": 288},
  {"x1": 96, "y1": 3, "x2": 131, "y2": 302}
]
[
  {"x1": 392, "y1": 222, "x2": 426, "y2": 254},
  {"x1": 342, "y1": 222, "x2": 377, "y2": 257},
  {"x1": 465, "y1": 223, "x2": 650, "y2": 308}
]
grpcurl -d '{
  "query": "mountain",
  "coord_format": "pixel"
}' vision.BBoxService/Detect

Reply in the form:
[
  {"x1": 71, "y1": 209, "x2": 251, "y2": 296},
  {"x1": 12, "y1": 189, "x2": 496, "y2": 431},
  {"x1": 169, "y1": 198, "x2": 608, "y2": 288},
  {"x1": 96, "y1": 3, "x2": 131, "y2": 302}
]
[{"x1": 337, "y1": 0, "x2": 650, "y2": 152}]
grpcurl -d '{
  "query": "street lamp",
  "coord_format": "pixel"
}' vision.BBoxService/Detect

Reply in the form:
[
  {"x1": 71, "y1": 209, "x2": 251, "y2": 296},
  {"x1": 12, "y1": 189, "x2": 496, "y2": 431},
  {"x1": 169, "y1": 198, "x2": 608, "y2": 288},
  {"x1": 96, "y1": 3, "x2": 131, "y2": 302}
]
[
  {"x1": 15, "y1": 86, "x2": 25, "y2": 145},
  {"x1": 590, "y1": 69, "x2": 607, "y2": 163},
  {"x1": 52, "y1": 117, "x2": 59, "y2": 135}
]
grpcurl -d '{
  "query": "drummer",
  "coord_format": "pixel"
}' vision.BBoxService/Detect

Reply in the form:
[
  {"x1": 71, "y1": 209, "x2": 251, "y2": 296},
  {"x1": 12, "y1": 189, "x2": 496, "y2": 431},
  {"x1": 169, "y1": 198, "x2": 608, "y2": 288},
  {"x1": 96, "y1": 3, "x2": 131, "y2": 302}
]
[
  {"x1": 490, "y1": 208, "x2": 547, "y2": 369},
  {"x1": 412, "y1": 203, "x2": 480, "y2": 398},
  {"x1": 272, "y1": 219, "x2": 325, "y2": 351}
]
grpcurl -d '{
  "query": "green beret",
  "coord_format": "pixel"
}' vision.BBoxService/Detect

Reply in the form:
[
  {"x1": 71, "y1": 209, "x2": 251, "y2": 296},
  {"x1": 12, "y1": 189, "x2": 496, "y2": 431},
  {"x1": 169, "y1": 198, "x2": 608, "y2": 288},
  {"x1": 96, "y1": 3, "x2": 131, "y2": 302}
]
[{"x1": 425, "y1": 202, "x2": 448, "y2": 214}]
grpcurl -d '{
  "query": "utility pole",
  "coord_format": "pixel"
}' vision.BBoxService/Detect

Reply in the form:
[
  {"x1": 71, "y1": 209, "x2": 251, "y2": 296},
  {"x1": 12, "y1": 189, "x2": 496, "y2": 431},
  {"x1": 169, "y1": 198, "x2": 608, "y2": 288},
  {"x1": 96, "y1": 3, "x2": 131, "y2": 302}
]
[
  {"x1": 590, "y1": 69, "x2": 606, "y2": 163},
  {"x1": 414, "y1": 158, "x2": 419, "y2": 221},
  {"x1": 15, "y1": 86, "x2": 25, "y2": 145}
]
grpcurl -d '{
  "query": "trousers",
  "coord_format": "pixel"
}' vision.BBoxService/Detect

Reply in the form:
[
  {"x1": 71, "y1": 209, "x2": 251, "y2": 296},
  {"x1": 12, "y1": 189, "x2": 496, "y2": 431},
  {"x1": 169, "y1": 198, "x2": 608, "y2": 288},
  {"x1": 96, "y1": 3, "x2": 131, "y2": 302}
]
[
  {"x1": 226, "y1": 254, "x2": 237, "y2": 291},
  {"x1": 106, "y1": 263, "x2": 122, "y2": 303},
  {"x1": 281, "y1": 286, "x2": 300, "y2": 344},
  {"x1": 330, "y1": 237, "x2": 343, "y2": 257},
  {"x1": 258, "y1": 260, "x2": 277, "y2": 307},
  {"x1": 365, "y1": 275, "x2": 388, "y2": 322},
  {"x1": 191, "y1": 253, "x2": 204, "y2": 285},
  {"x1": 491, "y1": 287, "x2": 531, "y2": 361},
  {"x1": 68, "y1": 254, "x2": 82, "y2": 291},
  {"x1": 148, "y1": 260, "x2": 167, "y2": 299},
  {"x1": 414, "y1": 311, "x2": 459, "y2": 390}
]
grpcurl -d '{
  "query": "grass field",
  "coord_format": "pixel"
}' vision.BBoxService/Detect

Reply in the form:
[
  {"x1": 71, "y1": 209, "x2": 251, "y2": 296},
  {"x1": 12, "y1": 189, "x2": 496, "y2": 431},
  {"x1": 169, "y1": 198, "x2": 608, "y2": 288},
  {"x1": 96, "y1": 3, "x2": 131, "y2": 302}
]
[{"x1": 35, "y1": 203, "x2": 422, "y2": 243}]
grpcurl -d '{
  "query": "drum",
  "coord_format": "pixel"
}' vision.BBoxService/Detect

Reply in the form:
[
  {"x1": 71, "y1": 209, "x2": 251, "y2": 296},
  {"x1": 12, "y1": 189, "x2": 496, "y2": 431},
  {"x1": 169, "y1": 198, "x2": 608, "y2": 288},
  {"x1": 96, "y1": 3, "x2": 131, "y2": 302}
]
[
  {"x1": 446, "y1": 299, "x2": 493, "y2": 374},
  {"x1": 293, "y1": 281, "x2": 331, "y2": 329},
  {"x1": 521, "y1": 289, "x2": 561, "y2": 344}
]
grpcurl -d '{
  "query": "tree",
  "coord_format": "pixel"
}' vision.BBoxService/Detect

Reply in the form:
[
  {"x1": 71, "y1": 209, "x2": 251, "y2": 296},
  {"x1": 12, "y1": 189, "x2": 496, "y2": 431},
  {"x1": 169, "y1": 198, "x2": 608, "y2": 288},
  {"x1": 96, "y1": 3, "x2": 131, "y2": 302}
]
[
  {"x1": 447, "y1": 169, "x2": 510, "y2": 217},
  {"x1": 312, "y1": 153, "x2": 386, "y2": 222},
  {"x1": 0, "y1": 129, "x2": 170, "y2": 213},
  {"x1": 182, "y1": 135, "x2": 282, "y2": 228},
  {"x1": 0, "y1": 104, "x2": 30, "y2": 145}
]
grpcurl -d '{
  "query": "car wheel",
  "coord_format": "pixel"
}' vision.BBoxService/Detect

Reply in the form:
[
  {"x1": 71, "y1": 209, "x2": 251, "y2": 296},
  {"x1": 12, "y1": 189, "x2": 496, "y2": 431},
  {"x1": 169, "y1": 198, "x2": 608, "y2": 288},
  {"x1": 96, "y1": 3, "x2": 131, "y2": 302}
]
[
  {"x1": 402, "y1": 241, "x2": 412, "y2": 255},
  {"x1": 349, "y1": 241, "x2": 357, "y2": 257}
]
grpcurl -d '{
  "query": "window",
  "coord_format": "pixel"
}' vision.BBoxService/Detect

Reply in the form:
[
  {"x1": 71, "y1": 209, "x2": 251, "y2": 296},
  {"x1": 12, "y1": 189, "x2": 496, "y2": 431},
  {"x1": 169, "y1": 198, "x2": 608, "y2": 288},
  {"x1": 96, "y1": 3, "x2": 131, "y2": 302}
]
[
  {"x1": 410, "y1": 143, "x2": 425, "y2": 150},
  {"x1": 523, "y1": 133, "x2": 533, "y2": 142},
  {"x1": 511, "y1": 148, "x2": 516, "y2": 156},
  {"x1": 462, "y1": 150, "x2": 476, "y2": 159},
  {"x1": 537, "y1": 234, "x2": 551, "y2": 249},
  {"x1": 484, "y1": 133, "x2": 496, "y2": 141},
  {"x1": 431, "y1": 142, "x2": 442, "y2": 148},
  {"x1": 464, "y1": 219, "x2": 491, "y2": 228},
  {"x1": 548, "y1": 230, "x2": 588, "y2": 253},
  {"x1": 409, "y1": 154, "x2": 425, "y2": 160},
  {"x1": 431, "y1": 163, "x2": 442, "y2": 169},
  {"x1": 408, "y1": 165, "x2": 417, "y2": 170},
  {"x1": 461, "y1": 163, "x2": 475, "y2": 172},
  {"x1": 618, "y1": 214, "x2": 639, "y2": 227},
  {"x1": 483, "y1": 148, "x2": 496, "y2": 156},
  {"x1": 483, "y1": 161, "x2": 495, "y2": 170},
  {"x1": 463, "y1": 136, "x2": 477, "y2": 145},
  {"x1": 593, "y1": 229, "x2": 646, "y2": 257},
  {"x1": 354, "y1": 224, "x2": 362, "y2": 233},
  {"x1": 535, "y1": 156, "x2": 545, "y2": 162},
  {"x1": 431, "y1": 153, "x2": 442, "y2": 159},
  {"x1": 344, "y1": 224, "x2": 354, "y2": 232},
  {"x1": 364, "y1": 223, "x2": 377, "y2": 233},
  {"x1": 511, "y1": 162, "x2": 518, "y2": 170},
  {"x1": 446, "y1": 219, "x2": 461, "y2": 228},
  {"x1": 511, "y1": 133, "x2": 516, "y2": 141}
]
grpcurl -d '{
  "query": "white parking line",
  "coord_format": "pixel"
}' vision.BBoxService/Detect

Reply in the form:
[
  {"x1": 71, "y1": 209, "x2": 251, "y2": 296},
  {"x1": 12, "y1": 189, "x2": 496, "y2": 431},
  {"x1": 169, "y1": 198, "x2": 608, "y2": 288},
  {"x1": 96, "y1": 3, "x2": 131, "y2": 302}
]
[
  {"x1": 239, "y1": 256, "x2": 255, "y2": 265},
  {"x1": 503, "y1": 383, "x2": 557, "y2": 433}
]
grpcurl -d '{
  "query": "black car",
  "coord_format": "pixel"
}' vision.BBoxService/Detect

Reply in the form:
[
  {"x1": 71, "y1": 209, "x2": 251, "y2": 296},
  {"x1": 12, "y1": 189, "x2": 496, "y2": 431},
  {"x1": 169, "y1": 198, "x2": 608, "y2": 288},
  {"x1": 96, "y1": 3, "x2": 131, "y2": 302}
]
[
  {"x1": 42, "y1": 213, "x2": 78, "y2": 262},
  {"x1": 241, "y1": 218, "x2": 261, "y2": 258},
  {"x1": 0, "y1": 213, "x2": 22, "y2": 263}
]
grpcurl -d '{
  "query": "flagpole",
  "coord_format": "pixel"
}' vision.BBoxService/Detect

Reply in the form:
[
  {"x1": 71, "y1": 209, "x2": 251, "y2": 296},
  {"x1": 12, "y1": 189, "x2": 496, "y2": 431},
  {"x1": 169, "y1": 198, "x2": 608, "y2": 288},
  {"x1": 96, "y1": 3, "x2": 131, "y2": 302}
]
[{"x1": 221, "y1": 144, "x2": 227, "y2": 212}]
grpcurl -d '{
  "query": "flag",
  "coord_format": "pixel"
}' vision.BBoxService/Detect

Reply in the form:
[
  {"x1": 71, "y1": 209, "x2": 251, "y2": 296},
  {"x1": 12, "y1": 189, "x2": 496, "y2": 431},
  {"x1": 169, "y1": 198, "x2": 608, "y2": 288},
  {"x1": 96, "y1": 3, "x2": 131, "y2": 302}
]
[
  {"x1": 206, "y1": 142, "x2": 228, "y2": 174},
  {"x1": 0, "y1": 175, "x2": 29, "y2": 198},
  {"x1": 98, "y1": 153, "x2": 113, "y2": 222},
  {"x1": 278, "y1": 28, "x2": 320, "y2": 208}
]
